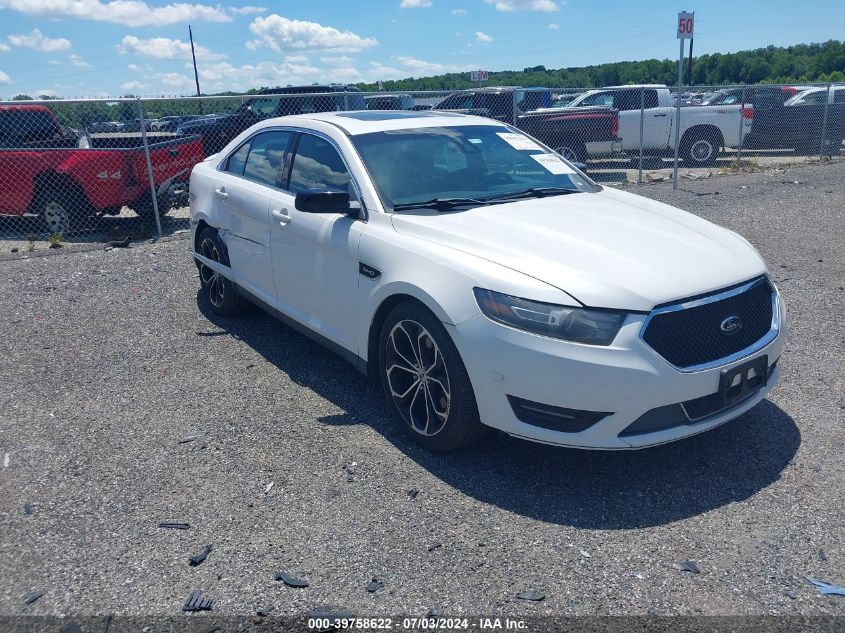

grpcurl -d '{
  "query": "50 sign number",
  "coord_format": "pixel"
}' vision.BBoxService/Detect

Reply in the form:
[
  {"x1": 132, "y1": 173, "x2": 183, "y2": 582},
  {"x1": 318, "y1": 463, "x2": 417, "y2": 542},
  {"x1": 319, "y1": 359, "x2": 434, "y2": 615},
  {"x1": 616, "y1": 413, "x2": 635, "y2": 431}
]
[{"x1": 677, "y1": 12, "x2": 694, "y2": 39}]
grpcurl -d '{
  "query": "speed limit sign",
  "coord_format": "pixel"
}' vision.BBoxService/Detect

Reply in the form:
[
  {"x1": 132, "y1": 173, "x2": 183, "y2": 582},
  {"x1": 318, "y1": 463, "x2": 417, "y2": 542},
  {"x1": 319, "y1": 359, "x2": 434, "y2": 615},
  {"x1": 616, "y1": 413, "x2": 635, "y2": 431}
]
[{"x1": 677, "y1": 11, "x2": 694, "y2": 39}]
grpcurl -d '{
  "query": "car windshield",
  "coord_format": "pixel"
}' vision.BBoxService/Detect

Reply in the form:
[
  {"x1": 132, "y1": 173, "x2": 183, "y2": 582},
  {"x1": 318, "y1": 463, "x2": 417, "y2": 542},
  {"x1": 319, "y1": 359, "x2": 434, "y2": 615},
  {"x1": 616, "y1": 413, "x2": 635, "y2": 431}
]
[{"x1": 351, "y1": 124, "x2": 595, "y2": 211}]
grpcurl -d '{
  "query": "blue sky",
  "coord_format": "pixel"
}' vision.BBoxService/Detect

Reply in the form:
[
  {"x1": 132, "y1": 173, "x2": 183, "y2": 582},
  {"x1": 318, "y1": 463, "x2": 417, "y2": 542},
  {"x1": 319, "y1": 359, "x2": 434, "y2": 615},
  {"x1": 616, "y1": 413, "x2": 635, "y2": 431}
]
[{"x1": 0, "y1": 0, "x2": 841, "y2": 98}]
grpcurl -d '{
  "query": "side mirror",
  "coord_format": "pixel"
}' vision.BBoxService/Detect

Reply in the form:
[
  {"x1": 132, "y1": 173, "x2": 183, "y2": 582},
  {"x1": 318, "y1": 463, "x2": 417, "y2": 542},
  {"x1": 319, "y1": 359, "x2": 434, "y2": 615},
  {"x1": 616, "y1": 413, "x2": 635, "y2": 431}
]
[
  {"x1": 294, "y1": 188, "x2": 351, "y2": 214},
  {"x1": 572, "y1": 162, "x2": 588, "y2": 172}
]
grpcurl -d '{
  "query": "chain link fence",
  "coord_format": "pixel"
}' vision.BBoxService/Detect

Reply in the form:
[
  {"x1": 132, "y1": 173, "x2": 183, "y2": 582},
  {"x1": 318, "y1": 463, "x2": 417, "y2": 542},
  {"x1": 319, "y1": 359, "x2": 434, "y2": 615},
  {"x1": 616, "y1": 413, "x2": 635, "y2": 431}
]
[{"x1": 1, "y1": 82, "x2": 842, "y2": 250}]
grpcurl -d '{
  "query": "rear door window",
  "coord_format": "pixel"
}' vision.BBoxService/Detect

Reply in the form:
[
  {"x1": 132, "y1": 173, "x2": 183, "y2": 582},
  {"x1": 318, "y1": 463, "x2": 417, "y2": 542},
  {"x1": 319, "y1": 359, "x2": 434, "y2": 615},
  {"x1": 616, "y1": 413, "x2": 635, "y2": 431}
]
[
  {"x1": 242, "y1": 131, "x2": 293, "y2": 187},
  {"x1": 224, "y1": 141, "x2": 251, "y2": 175}
]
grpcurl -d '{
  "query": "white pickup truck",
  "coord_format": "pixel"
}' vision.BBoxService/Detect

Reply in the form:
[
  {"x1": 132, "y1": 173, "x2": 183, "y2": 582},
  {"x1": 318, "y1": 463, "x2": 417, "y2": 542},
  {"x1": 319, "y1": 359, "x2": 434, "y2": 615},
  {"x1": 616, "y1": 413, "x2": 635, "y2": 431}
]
[{"x1": 566, "y1": 84, "x2": 753, "y2": 166}]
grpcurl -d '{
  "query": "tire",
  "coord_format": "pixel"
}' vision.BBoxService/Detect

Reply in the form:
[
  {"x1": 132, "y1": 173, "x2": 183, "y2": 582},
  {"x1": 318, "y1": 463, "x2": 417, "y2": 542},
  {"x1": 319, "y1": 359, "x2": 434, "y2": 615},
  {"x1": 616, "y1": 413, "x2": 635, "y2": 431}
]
[
  {"x1": 554, "y1": 139, "x2": 587, "y2": 163},
  {"x1": 379, "y1": 301, "x2": 487, "y2": 452},
  {"x1": 680, "y1": 130, "x2": 721, "y2": 166},
  {"x1": 34, "y1": 188, "x2": 80, "y2": 236},
  {"x1": 196, "y1": 227, "x2": 246, "y2": 317}
]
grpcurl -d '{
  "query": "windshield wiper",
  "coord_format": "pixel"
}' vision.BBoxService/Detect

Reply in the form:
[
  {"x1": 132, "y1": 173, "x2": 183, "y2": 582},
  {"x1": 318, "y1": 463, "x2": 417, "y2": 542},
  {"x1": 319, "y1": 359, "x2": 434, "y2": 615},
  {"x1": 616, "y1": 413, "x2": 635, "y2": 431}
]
[
  {"x1": 392, "y1": 197, "x2": 489, "y2": 212},
  {"x1": 482, "y1": 187, "x2": 580, "y2": 202}
]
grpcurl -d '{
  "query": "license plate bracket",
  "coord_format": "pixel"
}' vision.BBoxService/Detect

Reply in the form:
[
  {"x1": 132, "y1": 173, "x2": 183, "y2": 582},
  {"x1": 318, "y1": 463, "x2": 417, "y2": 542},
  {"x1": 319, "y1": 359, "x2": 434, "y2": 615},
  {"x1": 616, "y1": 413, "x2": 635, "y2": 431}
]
[{"x1": 719, "y1": 355, "x2": 768, "y2": 409}]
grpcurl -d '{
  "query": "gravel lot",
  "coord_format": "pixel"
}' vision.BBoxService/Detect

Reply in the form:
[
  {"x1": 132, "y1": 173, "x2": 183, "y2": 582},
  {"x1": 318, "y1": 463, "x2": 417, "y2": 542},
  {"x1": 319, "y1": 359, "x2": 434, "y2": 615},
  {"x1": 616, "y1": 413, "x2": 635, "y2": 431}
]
[{"x1": 0, "y1": 162, "x2": 843, "y2": 624}]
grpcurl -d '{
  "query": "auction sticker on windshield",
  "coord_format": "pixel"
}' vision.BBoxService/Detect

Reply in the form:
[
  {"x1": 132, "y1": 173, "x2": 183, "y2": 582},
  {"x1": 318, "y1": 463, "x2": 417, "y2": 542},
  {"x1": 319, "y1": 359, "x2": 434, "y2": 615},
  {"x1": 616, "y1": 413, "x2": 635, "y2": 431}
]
[
  {"x1": 530, "y1": 152, "x2": 576, "y2": 174},
  {"x1": 496, "y1": 132, "x2": 543, "y2": 151}
]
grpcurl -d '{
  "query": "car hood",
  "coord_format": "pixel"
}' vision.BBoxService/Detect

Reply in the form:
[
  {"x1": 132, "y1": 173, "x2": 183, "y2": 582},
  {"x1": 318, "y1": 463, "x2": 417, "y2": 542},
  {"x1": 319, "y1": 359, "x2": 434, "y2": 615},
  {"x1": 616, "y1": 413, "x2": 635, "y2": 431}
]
[{"x1": 390, "y1": 187, "x2": 767, "y2": 312}]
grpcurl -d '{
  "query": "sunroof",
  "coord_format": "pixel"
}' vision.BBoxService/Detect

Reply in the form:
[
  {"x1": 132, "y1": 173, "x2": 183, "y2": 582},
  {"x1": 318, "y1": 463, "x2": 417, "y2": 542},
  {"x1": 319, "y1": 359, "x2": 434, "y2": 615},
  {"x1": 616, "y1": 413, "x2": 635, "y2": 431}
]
[{"x1": 335, "y1": 111, "x2": 457, "y2": 121}]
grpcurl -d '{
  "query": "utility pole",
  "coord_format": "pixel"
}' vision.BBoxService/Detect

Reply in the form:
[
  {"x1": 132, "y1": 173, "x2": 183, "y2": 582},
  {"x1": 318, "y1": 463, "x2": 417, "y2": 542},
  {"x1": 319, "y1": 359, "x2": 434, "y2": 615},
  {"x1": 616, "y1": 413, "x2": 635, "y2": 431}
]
[
  {"x1": 189, "y1": 25, "x2": 202, "y2": 114},
  {"x1": 687, "y1": 37, "x2": 694, "y2": 86}
]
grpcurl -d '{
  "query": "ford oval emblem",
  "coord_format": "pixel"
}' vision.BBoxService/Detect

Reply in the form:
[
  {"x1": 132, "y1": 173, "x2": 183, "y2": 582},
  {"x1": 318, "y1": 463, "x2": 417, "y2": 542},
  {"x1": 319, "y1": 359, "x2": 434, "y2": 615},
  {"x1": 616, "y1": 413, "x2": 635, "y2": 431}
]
[{"x1": 720, "y1": 315, "x2": 743, "y2": 334}]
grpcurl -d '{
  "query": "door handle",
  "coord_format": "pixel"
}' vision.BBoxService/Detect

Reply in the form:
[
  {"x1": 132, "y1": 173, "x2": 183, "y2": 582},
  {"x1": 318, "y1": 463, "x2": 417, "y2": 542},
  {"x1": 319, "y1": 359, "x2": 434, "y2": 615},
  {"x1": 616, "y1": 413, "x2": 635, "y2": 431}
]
[
  {"x1": 653, "y1": 113, "x2": 667, "y2": 117},
  {"x1": 271, "y1": 208, "x2": 291, "y2": 226},
  {"x1": 168, "y1": 148, "x2": 179, "y2": 157},
  {"x1": 214, "y1": 187, "x2": 228, "y2": 200}
]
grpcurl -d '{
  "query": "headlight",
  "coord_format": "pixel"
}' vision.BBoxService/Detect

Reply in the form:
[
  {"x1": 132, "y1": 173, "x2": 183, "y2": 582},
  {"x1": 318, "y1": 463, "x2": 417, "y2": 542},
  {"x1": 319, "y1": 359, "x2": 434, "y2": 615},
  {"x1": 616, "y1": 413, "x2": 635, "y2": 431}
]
[{"x1": 473, "y1": 288, "x2": 627, "y2": 346}]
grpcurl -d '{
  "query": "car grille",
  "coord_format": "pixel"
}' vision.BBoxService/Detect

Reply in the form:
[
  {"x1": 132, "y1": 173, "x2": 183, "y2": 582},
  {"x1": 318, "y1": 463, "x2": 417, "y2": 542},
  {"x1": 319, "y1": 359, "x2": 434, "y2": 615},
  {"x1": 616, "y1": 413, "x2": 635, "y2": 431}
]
[{"x1": 642, "y1": 277, "x2": 775, "y2": 369}]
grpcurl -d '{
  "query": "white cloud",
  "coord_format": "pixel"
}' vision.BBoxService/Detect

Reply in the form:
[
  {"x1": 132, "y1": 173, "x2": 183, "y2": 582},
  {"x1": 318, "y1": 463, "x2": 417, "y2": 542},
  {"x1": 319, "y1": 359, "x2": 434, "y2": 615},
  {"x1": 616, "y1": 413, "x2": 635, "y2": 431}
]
[
  {"x1": 475, "y1": 31, "x2": 494, "y2": 43},
  {"x1": 400, "y1": 0, "x2": 432, "y2": 7},
  {"x1": 9, "y1": 29, "x2": 71, "y2": 52},
  {"x1": 484, "y1": 0, "x2": 560, "y2": 11},
  {"x1": 0, "y1": 69, "x2": 10, "y2": 83},
  {"x1": 321, "y1": 55, "x2": 354, "y2": 66},
  {"x1": 0, "y1": 42, "x2": 9, "y2": 52},
  {"x1": 285, "y1": 54, "x2": 309, "y2": 63},
  {"x1": 228, "y1": 5, "x2": 266, "y2": 14},
  {"x1": 118, "y1": 35, "x2": 225, "y2": 61},
  {"x1": 547, "y1": 23, "x2": 559, "y2": 29},
  {"x1": 69, "y1": 53, "x2": 90, "y2": 67},
  {"x1": 0, "y1": 0, "x2": 231, "y2": 27},
  {"x1": 366, "y1": 61, "x2": 406, "y2": 81},
  {"x1": 157, "y1": 72, "x2": 195, "y2": 90},
  {"x1": 247, "y1": 14, "x2": 378, "y2": 52},
  {"x1": 395, "y1": 56, "x2": 449, "y2": 74},
  {"x1": 452, "y1": 8, "x2": 467, "y2": 14},
  {"x1": 48, "y1": 60, "x2": 61, "y2": 65},
  {"x1": 121, "y1": 80, "x2": 148, "y2": 90}
]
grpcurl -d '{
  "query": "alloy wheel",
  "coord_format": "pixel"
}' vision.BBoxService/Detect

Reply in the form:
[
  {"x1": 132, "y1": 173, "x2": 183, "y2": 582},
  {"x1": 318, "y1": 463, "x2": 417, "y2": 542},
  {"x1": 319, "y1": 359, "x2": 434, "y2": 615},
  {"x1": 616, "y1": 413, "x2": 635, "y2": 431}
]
[
  {"x1": 199, "y1": 237, "x2": 225, "y2": 308},
  {"x1": 43, "y1": 201, "x2": 69, "y2": 235},
  {"x1": 384, "y1": 319, "x2": 451, "y2": 436},
  {"x1": 690, "y1": 139, "x2": 714, "y2": 163}
]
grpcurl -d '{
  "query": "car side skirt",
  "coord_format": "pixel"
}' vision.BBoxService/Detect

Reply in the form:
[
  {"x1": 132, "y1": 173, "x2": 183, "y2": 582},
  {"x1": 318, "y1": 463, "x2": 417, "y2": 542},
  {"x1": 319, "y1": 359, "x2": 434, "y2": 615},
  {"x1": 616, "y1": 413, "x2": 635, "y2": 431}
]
[{"x1": 193, "y1": 251, "x2": 368, "y2": 376}]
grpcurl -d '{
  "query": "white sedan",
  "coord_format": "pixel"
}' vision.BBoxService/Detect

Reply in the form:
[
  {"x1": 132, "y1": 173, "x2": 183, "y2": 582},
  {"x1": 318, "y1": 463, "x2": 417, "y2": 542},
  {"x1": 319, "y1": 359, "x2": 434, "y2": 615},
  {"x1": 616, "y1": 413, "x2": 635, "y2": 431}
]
[{"x1": 189, "y1": 111, "x2": 785, "y2": 452}]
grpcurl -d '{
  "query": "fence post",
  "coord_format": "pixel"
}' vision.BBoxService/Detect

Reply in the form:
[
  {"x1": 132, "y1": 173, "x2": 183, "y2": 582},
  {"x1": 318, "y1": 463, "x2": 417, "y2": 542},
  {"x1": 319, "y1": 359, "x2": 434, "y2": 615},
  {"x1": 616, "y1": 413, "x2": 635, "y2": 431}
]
[
  {"x1": 512, "y1": 90, "x2": 518, "y2": 126},
  {"x1": 736, "y1": 85, "x2": 748, "y2": 164},
  {"x1": 136, "y1": 97, "x2": 162, "y2": 239},
  {"x1": 343, "y1": 92, "x2": 349, "y2": 112},
  {"x1": 819, "y1": 82, "x2": 832, "y2": 160},
  {"x1": 638, "y1": 87, "x2": 644, "y2": 184}
]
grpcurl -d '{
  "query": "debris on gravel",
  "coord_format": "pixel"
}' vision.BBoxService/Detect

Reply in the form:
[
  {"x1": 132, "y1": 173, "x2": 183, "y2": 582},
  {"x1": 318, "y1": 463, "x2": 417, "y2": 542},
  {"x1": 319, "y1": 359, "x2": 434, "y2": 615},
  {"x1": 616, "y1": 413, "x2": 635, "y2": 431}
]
[
  {"x1": 158, "y1": 522, "x2": 190, "y2": 530},
  {"x1": 182, "y1": 589, "x2": 213, "y2": 611},
  {"x1": 188, "y1": 544, "x2": 212, "y2": 567},
  {"x1": 516, "y1": 589, "x2": 545, "y2": 601},
  {"x1": 672, "y1": 561, "x2": 701, "y2": 574},
  {"x1": 275, "y1": 571, "x2": 309, "y2": 588}
]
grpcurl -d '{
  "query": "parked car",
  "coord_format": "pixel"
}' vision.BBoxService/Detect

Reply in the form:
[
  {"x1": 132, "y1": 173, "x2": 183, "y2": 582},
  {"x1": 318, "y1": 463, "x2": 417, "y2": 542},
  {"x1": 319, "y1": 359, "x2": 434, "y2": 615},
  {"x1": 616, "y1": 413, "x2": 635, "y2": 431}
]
[
  {"x1": 154, "y1": 115, "x2": 204, "y2": 132},
  {"x1": 189, "y1": 110, "x2": 785, "y2": 452},
  {"x1": 743, "y1": 86, "x2": 845, "y2": 154},
  {"x1": 0, "y1": 104, "x2": 205, "y2": 233},
  {"x1": 699, "y1": 85, "x2": 807, "y2": 107},
  {"x1": 176, "y1": 85, "x2": 366, "y2": 155},
  {"x1": 121, "y1": 118, "x2": 155, "y2": 132},
  {"x1": 365, "y1": 94, "x2": 415, "y2": 110},
  {"x1": 566, "y1": 84, "x2": 753, "y2": 165},
  {"x1": 87, "y1": 121, "x2": 125, "y2": 133},
  {"x1": 433, "y1": 86, "x2": 619, "y2": 162}
]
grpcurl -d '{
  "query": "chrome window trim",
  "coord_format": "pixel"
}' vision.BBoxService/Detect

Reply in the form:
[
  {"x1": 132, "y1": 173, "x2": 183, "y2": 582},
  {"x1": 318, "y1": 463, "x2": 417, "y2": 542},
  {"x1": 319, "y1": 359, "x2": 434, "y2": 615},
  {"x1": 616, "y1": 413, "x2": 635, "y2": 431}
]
[
  {"x1": 215, "y1": 125, "x2": 368, "y2": 220},
  {"x1": 638, "y1": 276, "x2": 780, "y2": 373}
]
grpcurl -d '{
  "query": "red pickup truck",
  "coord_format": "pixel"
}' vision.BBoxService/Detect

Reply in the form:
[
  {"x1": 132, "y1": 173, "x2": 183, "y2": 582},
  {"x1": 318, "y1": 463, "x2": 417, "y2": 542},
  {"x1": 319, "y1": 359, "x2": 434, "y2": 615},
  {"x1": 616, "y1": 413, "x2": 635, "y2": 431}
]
[{"x1": 0, "y1": 104, "x2": 205, "y2": 234}]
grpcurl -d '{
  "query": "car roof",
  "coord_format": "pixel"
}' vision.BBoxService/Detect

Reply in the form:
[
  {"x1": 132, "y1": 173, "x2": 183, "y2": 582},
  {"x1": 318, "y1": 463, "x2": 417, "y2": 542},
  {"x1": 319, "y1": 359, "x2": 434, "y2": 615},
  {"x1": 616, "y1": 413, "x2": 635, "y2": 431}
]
[{"x1": 269, "y1": 110, "x2": 503, "y2": 135}]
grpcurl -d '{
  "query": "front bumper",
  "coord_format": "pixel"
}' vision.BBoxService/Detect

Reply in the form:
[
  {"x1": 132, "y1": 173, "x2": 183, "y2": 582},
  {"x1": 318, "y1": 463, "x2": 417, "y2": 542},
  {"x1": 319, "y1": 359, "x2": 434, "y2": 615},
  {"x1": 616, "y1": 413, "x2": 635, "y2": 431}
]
[{"x1": 448, "y1": 294, "x2": 786, "y2": 449}]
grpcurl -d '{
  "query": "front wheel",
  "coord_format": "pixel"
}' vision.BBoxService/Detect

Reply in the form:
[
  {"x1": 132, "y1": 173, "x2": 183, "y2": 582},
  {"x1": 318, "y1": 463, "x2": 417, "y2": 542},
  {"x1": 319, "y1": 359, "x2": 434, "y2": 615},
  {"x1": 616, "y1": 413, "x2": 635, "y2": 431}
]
[{"x1": 379, "y1": 302, "x2": 486, "y2": 452}]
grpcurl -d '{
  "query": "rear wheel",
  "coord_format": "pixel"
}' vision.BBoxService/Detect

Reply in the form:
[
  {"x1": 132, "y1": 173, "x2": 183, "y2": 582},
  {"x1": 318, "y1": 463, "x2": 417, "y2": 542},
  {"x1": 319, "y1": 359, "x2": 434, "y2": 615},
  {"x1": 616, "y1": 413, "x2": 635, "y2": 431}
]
[
  {"x1": 554, "y1": 139, "x2": 587, "y2": 163},
  {"x1": 379, "y1": 301, "x2": 486, "y2": 452},
  {"x1": 681, "y1": 130, "x2": 721, "y2": 166},
  {"x1": 196, "y1": 227, "x2": 246, "y2": 316}
]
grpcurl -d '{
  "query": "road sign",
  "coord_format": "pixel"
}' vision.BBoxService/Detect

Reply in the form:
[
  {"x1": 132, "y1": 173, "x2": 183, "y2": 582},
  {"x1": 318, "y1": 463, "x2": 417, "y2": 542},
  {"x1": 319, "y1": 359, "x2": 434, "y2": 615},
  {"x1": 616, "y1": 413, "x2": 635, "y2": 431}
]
[
  {"x1": 471, "y1": 71, "x2": 479, "y2": 82},
  {"x1": 677, "y1": 11, "x2": 694, "y2": 39},
  {"x1": 470, "y1": 70, "x2": 488, "y2": 83}
]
